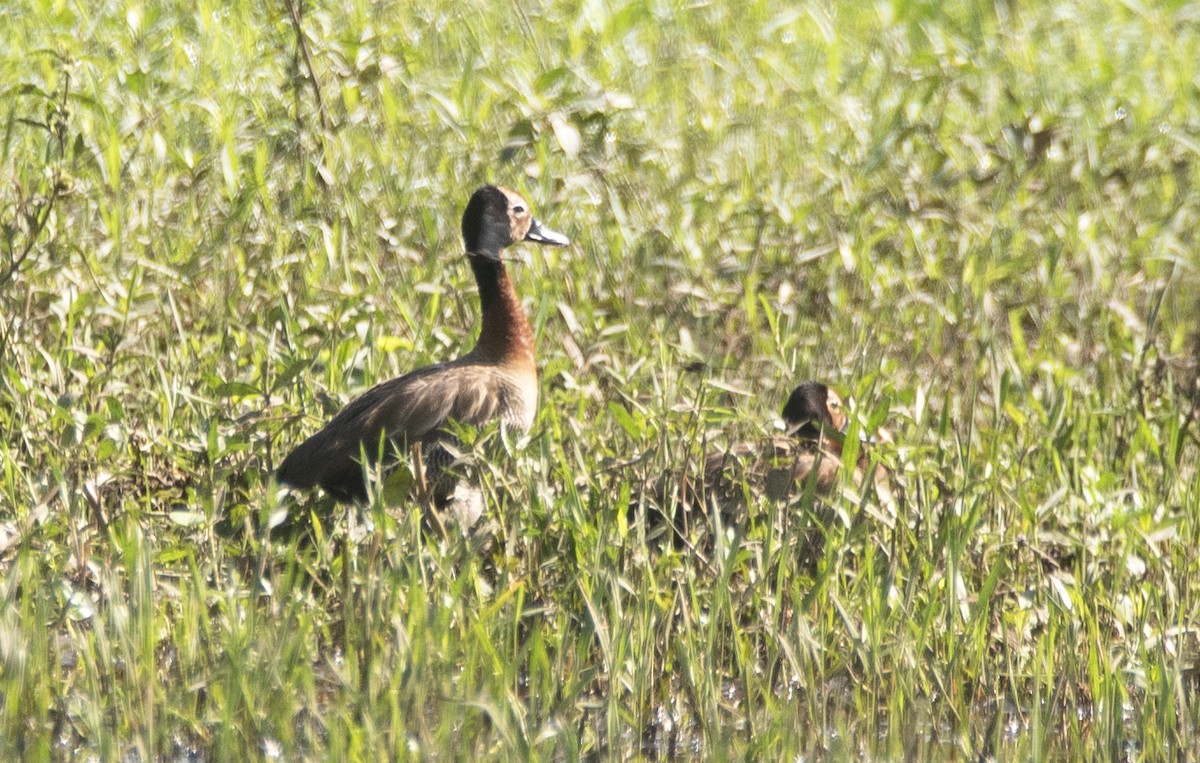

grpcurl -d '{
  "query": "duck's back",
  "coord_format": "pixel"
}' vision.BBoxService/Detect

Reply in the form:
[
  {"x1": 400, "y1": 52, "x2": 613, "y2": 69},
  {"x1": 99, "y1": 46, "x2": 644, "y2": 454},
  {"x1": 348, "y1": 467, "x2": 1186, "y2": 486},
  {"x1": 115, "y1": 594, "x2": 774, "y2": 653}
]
[{"x1": 277, "y1": 360, "x2": 537, "y2": 501}]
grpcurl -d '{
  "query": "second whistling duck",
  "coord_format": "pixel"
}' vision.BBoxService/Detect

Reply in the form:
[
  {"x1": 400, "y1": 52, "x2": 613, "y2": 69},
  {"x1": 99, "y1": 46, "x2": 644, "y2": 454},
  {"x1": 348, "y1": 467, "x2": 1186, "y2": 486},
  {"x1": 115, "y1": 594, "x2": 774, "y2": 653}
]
[
  {"x1": 770, "y1": 380, "x2": 892, "y2": 502},
  {"x1": 772, "y1": 380, "x2": 848, "y2": 495},
  {"x1": 276, "y1": 185, "x2": 569, "y2": 507},
  {"x1": 635, "y1": 380, "x2": 891, "y2": 548}
]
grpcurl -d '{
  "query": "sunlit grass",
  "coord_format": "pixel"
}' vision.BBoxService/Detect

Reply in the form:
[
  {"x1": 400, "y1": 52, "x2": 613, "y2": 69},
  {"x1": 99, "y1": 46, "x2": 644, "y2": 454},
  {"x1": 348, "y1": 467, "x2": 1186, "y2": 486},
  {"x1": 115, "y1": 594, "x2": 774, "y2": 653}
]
[{"x1": 1, "y1": 0, "x2": 1198, "y2": 758}]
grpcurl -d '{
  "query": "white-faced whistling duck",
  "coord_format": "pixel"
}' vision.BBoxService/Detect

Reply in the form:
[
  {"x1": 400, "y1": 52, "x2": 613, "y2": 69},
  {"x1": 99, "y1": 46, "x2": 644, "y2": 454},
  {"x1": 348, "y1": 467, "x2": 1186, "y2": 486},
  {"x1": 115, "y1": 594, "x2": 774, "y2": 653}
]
[
  {"x1": 773, "y1": 380, "x2": 892, "y2": 502},
  {"x1": 637, "y1": 380, "x2": 892, "y2": 550},
  {"x1": 276, "y1": 185, "x2": 569, "y2": 505}
]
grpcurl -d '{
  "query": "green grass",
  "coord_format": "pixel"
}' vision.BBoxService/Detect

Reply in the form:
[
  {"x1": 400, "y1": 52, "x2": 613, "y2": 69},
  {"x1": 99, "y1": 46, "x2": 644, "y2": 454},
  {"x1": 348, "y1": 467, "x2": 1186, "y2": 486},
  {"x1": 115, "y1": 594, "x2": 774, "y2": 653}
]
[{"x1": 2, "y1": 0, "x2": 1199, "y2": 758}]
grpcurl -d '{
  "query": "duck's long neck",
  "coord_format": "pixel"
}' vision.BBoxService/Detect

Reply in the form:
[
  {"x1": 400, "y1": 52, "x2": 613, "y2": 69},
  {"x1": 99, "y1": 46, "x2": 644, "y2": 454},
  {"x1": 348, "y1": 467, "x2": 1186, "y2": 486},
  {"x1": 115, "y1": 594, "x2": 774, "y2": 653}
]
[{"x1": 469, "y1": 256, "x2": 535, "y2": 369}]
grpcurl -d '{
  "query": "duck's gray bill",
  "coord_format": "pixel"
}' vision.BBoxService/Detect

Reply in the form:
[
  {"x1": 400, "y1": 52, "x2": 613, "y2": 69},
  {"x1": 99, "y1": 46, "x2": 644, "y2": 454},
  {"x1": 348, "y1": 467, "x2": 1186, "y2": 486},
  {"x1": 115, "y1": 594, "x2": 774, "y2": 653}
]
[{"x1": 525, "y1": 218, "x2": 570, "y2": 246}]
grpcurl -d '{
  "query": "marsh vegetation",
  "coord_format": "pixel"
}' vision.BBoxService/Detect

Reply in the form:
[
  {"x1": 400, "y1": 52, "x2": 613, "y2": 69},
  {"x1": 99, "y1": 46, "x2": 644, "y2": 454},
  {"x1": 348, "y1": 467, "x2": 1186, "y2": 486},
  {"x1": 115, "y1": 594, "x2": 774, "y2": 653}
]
[{"x1": 2, "y1": 0, "x2": 1198, "y2": 758}]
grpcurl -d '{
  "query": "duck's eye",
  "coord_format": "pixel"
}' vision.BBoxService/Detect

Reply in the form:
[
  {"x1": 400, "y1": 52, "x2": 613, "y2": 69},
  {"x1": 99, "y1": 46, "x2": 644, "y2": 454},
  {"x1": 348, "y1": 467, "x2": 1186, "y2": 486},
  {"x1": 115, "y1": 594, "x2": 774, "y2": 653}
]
[{"x1": 513, "y1": 205, "x2": 526, "y2": 214}]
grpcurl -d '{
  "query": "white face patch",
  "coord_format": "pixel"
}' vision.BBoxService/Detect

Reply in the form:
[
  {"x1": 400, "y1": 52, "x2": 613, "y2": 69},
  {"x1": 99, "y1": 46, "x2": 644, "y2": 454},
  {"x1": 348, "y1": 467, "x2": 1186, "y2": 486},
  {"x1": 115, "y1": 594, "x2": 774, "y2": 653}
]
[
  {"x1": 825, "y1": 389, "x2": 847, "y2": 431},
  {"x1": 499, "y1": 186, "x2": 533, "y2": 242}
]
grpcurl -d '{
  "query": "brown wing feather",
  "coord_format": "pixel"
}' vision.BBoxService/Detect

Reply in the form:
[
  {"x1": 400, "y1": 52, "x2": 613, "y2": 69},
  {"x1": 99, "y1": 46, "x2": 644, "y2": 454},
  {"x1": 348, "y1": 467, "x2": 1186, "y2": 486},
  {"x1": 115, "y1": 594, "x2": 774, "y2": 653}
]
[{"x1": 277, "y1": 361, "x2": 533, "y2": 497}]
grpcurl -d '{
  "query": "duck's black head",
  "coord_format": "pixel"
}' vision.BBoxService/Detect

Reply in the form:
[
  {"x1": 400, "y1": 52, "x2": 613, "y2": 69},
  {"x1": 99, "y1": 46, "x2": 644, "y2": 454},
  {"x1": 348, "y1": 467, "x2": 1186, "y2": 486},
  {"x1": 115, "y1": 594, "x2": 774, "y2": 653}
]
[
  {"x1": 461, "y1": 185, "x2": 569, "y2": 260},
  {"x1": 782, "y1": 381, "x2": 847, "y2": 441}
]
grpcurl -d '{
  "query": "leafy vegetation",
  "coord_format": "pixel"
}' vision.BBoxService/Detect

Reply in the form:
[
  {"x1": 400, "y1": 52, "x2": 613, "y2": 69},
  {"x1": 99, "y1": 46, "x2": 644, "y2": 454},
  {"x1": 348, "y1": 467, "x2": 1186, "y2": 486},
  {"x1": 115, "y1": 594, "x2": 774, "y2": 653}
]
[{"x1": 2, "y1": 0, "x2": 1198, "y2": 758}]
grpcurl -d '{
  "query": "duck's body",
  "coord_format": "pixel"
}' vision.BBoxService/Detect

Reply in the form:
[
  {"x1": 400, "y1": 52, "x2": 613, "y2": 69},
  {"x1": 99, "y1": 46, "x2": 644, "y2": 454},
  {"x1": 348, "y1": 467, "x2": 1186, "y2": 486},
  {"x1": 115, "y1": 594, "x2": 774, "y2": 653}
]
[
  {"x1": 277, "y1": 185, "x2": 567, "y2": 504},
  {"x1": 636, "y1": 381, "x2": 891, "y2": 547}
]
